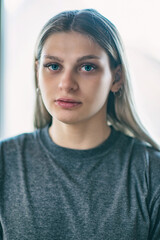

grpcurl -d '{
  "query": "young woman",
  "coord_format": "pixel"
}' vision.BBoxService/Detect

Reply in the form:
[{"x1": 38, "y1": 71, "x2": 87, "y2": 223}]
[{"x1": 0, "y1": 9, "x2": 160, "y2": 240}]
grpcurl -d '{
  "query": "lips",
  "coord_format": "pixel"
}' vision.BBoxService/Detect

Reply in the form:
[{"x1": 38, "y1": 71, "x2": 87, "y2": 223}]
[
  {"x1": 56, "y1": 98, "x2": 81, "y2": 103},
  {"x1": 55, "y1": 98, "x2": 82, "y2": 109}
]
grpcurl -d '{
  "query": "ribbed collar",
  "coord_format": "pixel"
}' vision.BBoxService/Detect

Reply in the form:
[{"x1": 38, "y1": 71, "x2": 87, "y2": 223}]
[{"x1": 37, "y1": 124, "x2": 121, "y2": 161}]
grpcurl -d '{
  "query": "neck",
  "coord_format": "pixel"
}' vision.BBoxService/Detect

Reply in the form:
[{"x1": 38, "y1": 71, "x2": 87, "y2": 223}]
[{"x1": 49, "y1": 118, "x2": 111, "y2": 150}]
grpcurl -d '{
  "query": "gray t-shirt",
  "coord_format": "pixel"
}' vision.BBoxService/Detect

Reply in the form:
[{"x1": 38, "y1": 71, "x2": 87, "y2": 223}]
[{"x1": 0, "y1": 125, "x2": 160, "y2": 240}]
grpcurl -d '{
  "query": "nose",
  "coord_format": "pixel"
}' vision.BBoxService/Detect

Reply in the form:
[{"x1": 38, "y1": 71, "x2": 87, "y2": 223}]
[{"x1": 58, "y1": 69, "x2": 79, "y2": 92}]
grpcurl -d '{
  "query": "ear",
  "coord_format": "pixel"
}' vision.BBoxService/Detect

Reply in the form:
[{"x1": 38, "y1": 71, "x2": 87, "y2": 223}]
[{"x1": 110, "y1": 65, "x2": 123, "y2": 93}]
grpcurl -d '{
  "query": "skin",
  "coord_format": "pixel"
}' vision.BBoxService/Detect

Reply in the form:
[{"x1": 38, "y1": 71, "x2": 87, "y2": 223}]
[{"x1": 36, "y1": 31, "x2": 123, "y2": 149}]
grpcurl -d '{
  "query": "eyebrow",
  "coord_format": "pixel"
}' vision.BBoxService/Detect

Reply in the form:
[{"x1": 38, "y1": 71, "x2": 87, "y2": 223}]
[{"x1": 43, "y1": 54, "x2": 101, "y2": 63}]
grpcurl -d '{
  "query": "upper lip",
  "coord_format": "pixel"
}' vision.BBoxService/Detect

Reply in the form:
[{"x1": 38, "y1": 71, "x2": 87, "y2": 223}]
[{"x1": 56, "y1": 98, "x2": 82, "y2": 103}]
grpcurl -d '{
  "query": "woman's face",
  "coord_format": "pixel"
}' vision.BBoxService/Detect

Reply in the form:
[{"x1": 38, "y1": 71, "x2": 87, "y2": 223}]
[{"x1": 37, "y1": 31, "x2": 119, "y2": 125}]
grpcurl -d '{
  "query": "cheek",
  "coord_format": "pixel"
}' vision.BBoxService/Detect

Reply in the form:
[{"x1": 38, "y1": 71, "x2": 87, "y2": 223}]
[
  {"x1": 38, "y1": 70, "x2": 48, "y2": 88},
  {"x1": 87, "y1": 74, "x2": 112, "y2": 103},
  {"x1": 38, "y1": 81, "x2": 53, "y2": 109},
  {"x1": 38, "y1": 72, "x2": 55, "y2": 95},
  {"x1": 100, "y1": 72, "x2": 113, "y2": 96}
]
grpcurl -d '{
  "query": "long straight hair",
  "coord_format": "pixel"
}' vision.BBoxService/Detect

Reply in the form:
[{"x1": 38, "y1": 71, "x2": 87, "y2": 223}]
[{"x1": 34, "y1": 9, "x2": 159, "y2": 150}]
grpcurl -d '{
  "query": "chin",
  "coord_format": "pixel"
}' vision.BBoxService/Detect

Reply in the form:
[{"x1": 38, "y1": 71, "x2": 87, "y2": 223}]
[
  {"x1": 53, "y1": 114, "x2": 83, "y2": 125},
  {"x1": 51, "y1": 109, "x2": 94, "y2": 125}
]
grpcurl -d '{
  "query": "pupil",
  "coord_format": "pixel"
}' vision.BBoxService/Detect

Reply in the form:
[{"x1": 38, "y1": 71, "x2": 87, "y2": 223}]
[
  {"x1": 52, "y1": 64, "x2": 58, "y2": 70},
  {"x1": 85, "y1": 65, "x2": 91, "y2": 71}
]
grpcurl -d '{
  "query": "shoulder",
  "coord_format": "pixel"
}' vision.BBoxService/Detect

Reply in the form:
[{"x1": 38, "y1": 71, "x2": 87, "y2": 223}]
[
  {"x1": 131, "y1": 136, "x2": 160, "y2": 170},
  {"x1": 0, "y1": 129, "x2": 45, "y2": 176},
  {"x1": 145, "y1": 146, "x2": 160, "y2": 200},
  {"x1": 117, "y1": 130, "x2": 160, "y2": 164},
  {"x1": 120, "y1": 132, "x2": 160, "y2": 200},
  {"x1": 116, "y1": 130, "x2": 160, "y2": 184},
  {"x1": 0, "y1": 129, "x2": 41, "y2": 156}
]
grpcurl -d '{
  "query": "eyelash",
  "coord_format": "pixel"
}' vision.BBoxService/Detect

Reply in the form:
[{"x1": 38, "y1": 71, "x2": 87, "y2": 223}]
[
  {"x1": 43, "y1": 63, "x2": 61, "y2": 71},
  {"x1": 43, "y1": 62, "x2": 97, "y2": 72},
  {"x1": 80, "y1": 63, "x2": 97, "y2": 72}
]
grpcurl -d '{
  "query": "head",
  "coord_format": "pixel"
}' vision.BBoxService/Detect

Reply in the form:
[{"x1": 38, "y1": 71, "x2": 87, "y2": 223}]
[
  {"x1": 34, "y1": 9, "x2": 127, "y2": 127},
  {"x1": 34, "y1": 8, "x2": 159, "y2": 149}
]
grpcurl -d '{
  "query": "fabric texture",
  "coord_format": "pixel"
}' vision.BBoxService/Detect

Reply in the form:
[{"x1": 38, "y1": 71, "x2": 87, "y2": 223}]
[{"x1": 0, "y1": 125, "x2": 160, "y2": 240}]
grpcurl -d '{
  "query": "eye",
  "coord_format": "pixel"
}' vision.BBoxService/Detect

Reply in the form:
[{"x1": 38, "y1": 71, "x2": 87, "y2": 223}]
[
  {"x1": 80, "y1": 64, "x2": 96, "y2": 72},
  {"x1": 43, "y1": 63, "x2": 61, "y2": 71}
]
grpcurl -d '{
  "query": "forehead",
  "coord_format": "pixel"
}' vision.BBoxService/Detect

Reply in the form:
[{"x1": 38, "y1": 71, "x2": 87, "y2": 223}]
[{"x1": 41, "y1": 31, "x2": 108, "y2": 58}]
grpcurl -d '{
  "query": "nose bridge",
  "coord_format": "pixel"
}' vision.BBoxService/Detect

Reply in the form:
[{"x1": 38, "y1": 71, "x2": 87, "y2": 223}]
[{"x1": 58, "y1": 67, "x2": 78, "y2": 91}]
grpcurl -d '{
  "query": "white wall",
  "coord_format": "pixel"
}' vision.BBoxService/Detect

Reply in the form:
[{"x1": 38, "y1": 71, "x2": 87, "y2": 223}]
[{"x1": 2, "y1": 0, "x2": 160, "y2": 143}]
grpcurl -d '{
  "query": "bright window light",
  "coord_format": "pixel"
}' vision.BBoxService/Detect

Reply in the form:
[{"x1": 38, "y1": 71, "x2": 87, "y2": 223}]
[{"x1": 4, "y1": 0, "x2": 25, "y2": 13}]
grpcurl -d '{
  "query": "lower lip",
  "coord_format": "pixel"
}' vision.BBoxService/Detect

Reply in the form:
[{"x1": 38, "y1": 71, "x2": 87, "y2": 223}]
[{"x1": 55, "y1": 101, "x2": 82, "y2": 109}]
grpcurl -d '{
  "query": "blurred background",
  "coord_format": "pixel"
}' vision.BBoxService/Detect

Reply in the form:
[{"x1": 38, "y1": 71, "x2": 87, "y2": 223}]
[{"x1": 0, "y1": 0, "x2": 160, "y2": 143}]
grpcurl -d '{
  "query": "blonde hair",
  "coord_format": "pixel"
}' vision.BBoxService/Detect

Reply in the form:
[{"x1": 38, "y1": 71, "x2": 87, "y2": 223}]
[{"x1": 34, "y1": 9, "x2": 159, "y2": 150}]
